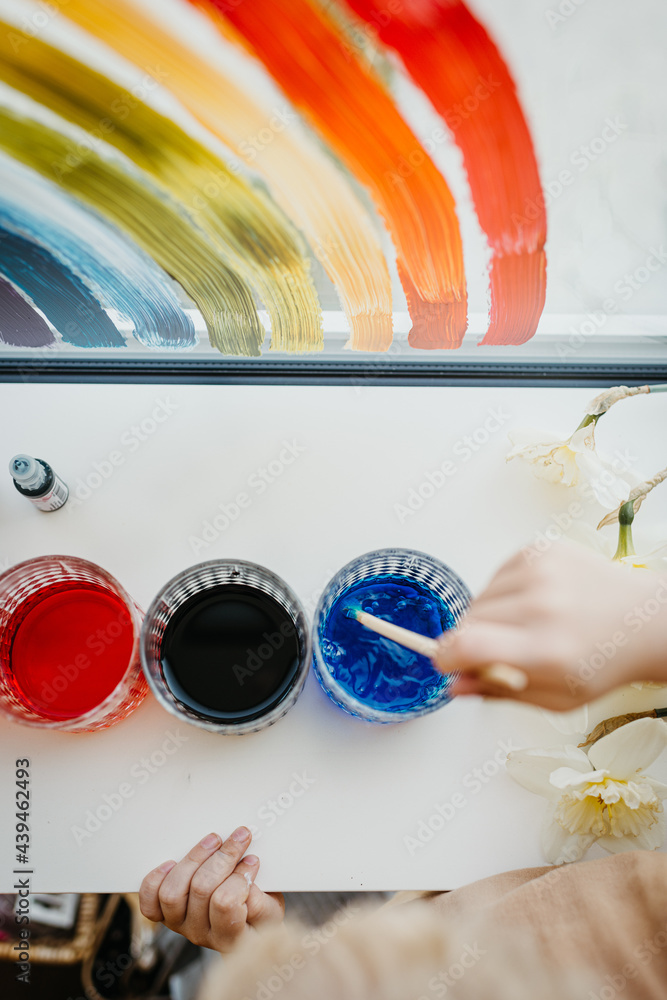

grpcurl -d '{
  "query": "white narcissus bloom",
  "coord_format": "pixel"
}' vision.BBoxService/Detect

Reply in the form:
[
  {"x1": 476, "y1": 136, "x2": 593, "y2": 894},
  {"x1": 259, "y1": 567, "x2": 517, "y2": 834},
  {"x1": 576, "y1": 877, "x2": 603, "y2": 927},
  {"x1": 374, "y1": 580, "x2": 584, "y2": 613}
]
[
  {"x1": 506, "y1": 718, "x2": 667, "y2": 864},
  {"x1": 540, "y1": 704, "x2": 589, "y2": 736},
  {"x1": 568, "y1": 523, "x2": 667, "y2": 573},
  {"x1": 506, "y1": 424, "x2": 634, "y2": 509},
  {"x1": 618, "y1": 542, "x2": 667, "y2": 572}
]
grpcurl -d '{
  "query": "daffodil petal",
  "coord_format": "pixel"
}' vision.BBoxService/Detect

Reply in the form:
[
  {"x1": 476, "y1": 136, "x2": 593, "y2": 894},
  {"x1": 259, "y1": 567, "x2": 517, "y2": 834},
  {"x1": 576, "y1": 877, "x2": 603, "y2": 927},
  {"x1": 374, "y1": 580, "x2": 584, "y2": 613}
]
[
  {"x1": 540, "y1": 705, "x2": 590, "y2": 737},
  {"x1": 561, "y1": 449, "x2": 585, "y2": 486},
  {"x1": 597, "y1": 811, "x2": 665, "y2": 853},
  {"x1": 646, "y1": 776, "x2": 667, "y2": 800},
  {"x1": 549, "y1": 766, "x2": 608, "y2": 790},
  {"x1": 622, "y1": 558, "x2": 648, "y2": 570},
  {"x1": 505, "y1": 429, "x2": 584, "y2": 486},
  {"x1": 541, "y1": 804, "x2": 596, "y2": 864},
  {"x1": 538, "y1": 460, "x2": 572, "y2": 485},
  {"x1": 588, "y1": 479, "x2": 632, "y2": 510},
  {"x1": 567, "y1": 426, "x2": 596, "y2": 453},
  {"x1": 634, "y1": 546, "x2": 667, "y2": 572},
  {"x1": 573, "y1": 452, "x2": 631, "y2": 509},
  {"x1": 506, "y1": 746, "x2": 591, "y2": 797},
  {"x1": 507, "y1": 428, "x2": 562, "y2": 452},
  {"x1": 589, "y1": 718, "x2": 667, "y2": 778},
  {"x1": 640, "y1": 543, "x2": 667, "y2": 570}
]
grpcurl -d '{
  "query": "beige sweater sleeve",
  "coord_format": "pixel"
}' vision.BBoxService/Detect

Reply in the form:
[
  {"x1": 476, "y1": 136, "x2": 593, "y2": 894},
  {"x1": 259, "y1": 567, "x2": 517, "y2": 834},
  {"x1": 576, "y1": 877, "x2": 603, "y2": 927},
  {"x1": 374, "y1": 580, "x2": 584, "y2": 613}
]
[{"x1": 200, "y1": 851, "x2": 667, "y2": 1000}]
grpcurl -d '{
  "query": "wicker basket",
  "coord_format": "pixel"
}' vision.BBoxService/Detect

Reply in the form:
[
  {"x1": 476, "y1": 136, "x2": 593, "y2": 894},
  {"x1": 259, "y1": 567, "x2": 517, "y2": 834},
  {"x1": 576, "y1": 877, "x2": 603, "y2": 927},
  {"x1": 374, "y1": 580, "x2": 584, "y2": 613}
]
[{"x1": 0, "y1": 893, "x2": 106, "y2": 965}]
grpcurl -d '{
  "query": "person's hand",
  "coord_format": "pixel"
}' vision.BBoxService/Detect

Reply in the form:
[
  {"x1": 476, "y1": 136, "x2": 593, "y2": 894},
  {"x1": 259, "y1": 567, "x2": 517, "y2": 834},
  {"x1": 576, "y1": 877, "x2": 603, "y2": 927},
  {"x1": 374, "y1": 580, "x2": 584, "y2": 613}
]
[
  {"x1": 432, "y1": 541, "x2": 667, "y2": 710},
  {"x1": 139, "y1": 827, "x2": 284, "y2": 952}
]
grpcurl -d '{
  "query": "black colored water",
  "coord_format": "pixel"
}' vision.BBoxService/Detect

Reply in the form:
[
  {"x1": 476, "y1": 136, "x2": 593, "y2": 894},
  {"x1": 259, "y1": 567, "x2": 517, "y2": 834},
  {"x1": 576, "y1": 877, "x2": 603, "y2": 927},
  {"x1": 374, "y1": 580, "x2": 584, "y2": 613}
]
[{"x1": 160, "y1": 585, "x2": 301, "y2": 722}]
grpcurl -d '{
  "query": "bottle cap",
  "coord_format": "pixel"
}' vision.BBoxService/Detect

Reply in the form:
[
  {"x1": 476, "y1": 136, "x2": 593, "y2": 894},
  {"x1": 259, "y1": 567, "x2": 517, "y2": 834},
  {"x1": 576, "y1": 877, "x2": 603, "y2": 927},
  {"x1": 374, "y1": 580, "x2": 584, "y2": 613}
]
[{"x1": 9, "y1": 454, "x2": 46, "y2": 491}]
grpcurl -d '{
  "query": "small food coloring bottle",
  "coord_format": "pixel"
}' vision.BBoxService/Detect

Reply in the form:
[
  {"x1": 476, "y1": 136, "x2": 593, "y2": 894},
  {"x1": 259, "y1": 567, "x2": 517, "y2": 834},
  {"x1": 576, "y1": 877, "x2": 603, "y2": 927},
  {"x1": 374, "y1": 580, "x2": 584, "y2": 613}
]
[{"x1": 9, "y1": 454, "x2": 69, "y2": 512}]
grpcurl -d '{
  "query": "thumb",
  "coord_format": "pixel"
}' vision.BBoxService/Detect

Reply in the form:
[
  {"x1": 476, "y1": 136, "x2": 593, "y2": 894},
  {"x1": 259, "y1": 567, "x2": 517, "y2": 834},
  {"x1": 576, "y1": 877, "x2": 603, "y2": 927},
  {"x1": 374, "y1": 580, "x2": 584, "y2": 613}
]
[
  {"x1": 246, "y1": 881, "x2": 285, "y2": 926},
  {"x1": 433, "y1": 622, "x2": 533, "y2": 676}
]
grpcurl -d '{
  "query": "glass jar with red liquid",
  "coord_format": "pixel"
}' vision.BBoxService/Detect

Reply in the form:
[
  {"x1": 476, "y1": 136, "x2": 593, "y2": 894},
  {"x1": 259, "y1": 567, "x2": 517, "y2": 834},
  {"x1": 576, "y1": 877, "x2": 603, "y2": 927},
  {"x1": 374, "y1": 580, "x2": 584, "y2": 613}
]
[{"x1": 0, "y1": 555, "x2": 147, "y2": 732}]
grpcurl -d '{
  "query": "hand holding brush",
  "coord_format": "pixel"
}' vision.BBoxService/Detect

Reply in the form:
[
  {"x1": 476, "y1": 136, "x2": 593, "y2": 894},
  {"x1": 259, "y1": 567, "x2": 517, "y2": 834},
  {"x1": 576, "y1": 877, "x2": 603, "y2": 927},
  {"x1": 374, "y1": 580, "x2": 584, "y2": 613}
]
[{"x1": 344, "y1": 605, "x2": 528, "y2": 693}]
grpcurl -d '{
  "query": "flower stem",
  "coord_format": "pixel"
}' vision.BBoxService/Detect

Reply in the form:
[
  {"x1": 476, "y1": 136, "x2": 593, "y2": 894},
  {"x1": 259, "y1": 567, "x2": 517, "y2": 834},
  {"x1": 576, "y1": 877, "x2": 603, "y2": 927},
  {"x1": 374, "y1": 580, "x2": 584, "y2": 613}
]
[
  {"x1": 597, "y1": 465, "x2": 667, "y2": 530},
  {"x1": 575, "y1": 413, "x2": 600, "y2": 431},
  {"x1": 579, "y1": 710, "x2": 661, "y2": 748},
  {"x1": 612, "y1": 500, "x2": 636, "y2": 561}
]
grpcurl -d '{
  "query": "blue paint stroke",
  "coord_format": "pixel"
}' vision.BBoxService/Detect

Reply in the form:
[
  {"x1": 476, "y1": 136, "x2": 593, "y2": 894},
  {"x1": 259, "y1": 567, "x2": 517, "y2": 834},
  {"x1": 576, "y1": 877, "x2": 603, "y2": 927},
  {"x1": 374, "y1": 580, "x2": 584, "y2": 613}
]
[
  {"x1": 0, "y1": 272, "x2": 55, "y2": 347},
  {"x1": 0, "y1": 155, "x2": 196, "y2": 350},
  {"x1": 0, "y1": 227, "x2": 124, "y2": 347}
]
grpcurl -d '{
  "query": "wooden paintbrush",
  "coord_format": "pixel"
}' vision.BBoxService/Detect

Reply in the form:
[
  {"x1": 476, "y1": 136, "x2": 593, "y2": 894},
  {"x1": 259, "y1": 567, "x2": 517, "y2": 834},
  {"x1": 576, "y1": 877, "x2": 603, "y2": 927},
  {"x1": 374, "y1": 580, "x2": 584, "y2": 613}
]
[{"x1": 344, "y1": 606, "x2": 529, "y2": 693}]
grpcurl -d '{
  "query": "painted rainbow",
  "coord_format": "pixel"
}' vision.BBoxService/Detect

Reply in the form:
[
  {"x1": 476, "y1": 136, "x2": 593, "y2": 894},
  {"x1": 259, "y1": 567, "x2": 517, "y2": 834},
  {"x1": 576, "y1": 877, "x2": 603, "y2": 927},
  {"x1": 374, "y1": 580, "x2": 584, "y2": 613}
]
[{"x1": 0, "y1": 0, "x2": 546, "y2": 355}]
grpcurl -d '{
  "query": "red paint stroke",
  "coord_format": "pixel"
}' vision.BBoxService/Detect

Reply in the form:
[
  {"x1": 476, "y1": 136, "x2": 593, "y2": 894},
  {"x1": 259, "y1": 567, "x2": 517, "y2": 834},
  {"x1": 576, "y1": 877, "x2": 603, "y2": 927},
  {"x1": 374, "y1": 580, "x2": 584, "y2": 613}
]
[
  {"x1": 345, "y1": 0, "x2": 547, "y2": 345},
  {"x1": 193, "y1": 0, "x2": 467, "y2": 348}
]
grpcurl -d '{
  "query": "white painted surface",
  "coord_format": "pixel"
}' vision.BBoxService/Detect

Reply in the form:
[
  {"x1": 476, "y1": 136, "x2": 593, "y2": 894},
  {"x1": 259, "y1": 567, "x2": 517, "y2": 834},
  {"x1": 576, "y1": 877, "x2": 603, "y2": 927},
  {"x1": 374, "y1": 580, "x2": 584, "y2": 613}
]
[{"x1": 0, "y1": 382, "x2": 666, "y2": 891}]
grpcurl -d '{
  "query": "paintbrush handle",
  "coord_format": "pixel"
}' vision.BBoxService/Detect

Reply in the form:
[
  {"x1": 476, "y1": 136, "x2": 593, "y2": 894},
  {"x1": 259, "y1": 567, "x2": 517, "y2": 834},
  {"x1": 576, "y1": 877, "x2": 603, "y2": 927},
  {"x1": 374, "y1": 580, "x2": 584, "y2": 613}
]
[
  {"x1": 355, "y1": 610, "x2": 440, "y2": 658},
  {"x1": 353, "y1": 611, "x2": 529, "y2": 693}
]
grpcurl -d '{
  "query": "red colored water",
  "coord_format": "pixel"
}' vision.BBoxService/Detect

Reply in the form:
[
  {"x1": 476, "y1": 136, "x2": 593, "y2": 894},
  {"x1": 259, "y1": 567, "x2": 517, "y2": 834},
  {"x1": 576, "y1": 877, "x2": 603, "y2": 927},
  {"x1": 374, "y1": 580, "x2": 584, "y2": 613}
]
[
  {"x1": 343, "y1": 0, "x2": 547, "y2": 345},
  {"x1": 9, "y1": 583, "x2": 135, "y2": 720}
]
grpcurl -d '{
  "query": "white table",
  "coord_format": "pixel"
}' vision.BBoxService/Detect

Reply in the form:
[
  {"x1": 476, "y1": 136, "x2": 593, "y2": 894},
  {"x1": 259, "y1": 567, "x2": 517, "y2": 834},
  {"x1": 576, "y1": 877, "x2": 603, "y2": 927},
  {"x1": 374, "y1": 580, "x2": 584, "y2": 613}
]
[{"x1": 0, "y1": 382, "x2": 666, "y2": 891}]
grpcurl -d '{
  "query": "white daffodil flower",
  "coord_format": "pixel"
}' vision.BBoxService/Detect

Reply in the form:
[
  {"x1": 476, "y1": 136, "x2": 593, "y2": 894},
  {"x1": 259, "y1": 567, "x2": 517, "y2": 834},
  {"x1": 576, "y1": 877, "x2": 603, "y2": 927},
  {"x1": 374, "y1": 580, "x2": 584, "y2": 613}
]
[
  {"x1": 540, "y1": 704, "x2": 590, "y2": 737},
  {"x1": 506, "y1": 717, "x2": 667, "y2": 863},
  {"x1": 569, "y1": 523, "x2": 667, "y2": 573},
  {"x1": 506, "y1": 424, "x2": 633, "y2": 509},
  {"x1": 620, "y1": 543, "x2": 667, "y2": 571}
]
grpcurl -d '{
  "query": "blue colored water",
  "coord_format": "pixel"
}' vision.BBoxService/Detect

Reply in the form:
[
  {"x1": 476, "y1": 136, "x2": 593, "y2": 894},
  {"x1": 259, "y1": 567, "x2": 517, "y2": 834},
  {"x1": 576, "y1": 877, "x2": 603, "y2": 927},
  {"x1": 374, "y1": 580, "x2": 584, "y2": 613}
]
[{"x1": 318, "y1": 575, "x2": 456, "y2": 713}]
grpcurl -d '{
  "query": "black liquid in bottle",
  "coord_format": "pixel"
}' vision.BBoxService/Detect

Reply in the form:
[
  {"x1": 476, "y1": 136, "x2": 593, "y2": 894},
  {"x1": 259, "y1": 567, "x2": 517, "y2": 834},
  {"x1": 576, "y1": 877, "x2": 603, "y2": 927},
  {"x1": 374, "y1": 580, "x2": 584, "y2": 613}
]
[{"x1": 160, "y1": 585, "x2": 301, "y2": 723}]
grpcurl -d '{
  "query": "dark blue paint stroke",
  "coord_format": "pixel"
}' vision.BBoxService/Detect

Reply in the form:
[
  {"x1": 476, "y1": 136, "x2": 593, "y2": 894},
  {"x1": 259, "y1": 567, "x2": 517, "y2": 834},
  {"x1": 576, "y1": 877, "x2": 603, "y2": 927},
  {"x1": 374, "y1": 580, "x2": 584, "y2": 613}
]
[
  {"x1": 0, "y1": 272, "x2": 55, "y2": 347},
  {"x1": 0, "y1": 227, "x2": 124, "y2": 347},
  {"x1": 0, "y1": 158, "x2": 196, "y2": 350}
]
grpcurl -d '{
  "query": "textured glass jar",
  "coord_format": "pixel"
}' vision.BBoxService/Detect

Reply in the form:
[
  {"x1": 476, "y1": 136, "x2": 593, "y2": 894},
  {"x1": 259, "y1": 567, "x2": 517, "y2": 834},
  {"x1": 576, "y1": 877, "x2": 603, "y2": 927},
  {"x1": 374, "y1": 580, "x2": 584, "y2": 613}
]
[
  {"x1": 0, "y1": 555, "x2": 146, "y2": 732},
  {"x1": 141, "y1": 559, "x2": 310, "y2": 735},
  {"x1": 312, "y1": 548, "x2": 470, "y2": 723}
]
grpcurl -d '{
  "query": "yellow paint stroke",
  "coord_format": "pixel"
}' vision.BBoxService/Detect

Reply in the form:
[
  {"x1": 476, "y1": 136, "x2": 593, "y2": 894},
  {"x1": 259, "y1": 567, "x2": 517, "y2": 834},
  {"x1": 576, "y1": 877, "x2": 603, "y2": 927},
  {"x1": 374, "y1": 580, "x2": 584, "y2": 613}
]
[
  {"x1": 0, "y1": 102, "x2": 264, "y2": 355},
  {"x1": 60, "y1": 0, "x2": 393, "y2": 351},
  {"x1": 0, "y1": 23, "x2": 322, "y2": 353}
]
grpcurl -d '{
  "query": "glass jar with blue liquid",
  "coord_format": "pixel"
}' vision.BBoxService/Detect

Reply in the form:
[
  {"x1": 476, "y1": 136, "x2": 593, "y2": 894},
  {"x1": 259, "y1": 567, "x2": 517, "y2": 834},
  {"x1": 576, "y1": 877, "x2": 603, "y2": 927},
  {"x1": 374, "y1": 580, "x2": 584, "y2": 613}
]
[{"x1": 312, "y1": 548, "x2": 471, "y2": 723}]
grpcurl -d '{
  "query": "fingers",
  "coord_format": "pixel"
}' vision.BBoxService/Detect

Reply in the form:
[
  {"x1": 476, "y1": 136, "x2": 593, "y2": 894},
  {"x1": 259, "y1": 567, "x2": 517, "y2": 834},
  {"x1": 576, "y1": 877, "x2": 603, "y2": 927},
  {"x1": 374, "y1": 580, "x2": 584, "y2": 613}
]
[
  {"x1": 246, "y1": 880, "x2": 285, "y2": 927},
  {"x1": 140, "y1": 826, "x2": 251, "y2": 929},
  {"x1": 462, "y1": 596, "x2": 543, "y2": 627},
  {"x1": 208, "y1": 855, "x2": 260, "y2": 947},
  {"x1": 185, "y1": 838, "x2": 256, "y2": 943},
  {"x1": 447, "y1": 644, "x2": 585, "y2": 710},
  {"x1": 433, "y1": 622, "x2": 535, "y2": 677},
  {"x1": 186, "y1": 828, "x2": 253, "y2": 914},
  {"x1": 449, "y1": 674, "x2": 585, "y2": 711},
  {"x1": 155, "y1": 831, "x2": 223, "y2": 926},
  {"x1": 139, "y1": 859, "x2": 177, "y2": 923},
  {"x1": 436, "y1": 623, "x2": 577, "y2": 707}
]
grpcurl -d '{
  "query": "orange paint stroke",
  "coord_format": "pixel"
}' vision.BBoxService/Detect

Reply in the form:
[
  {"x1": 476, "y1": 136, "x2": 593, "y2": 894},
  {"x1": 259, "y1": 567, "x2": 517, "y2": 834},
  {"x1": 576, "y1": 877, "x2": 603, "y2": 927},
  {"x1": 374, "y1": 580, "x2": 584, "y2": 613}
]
[
  {"x1": 195, "y1": 0, "x2": 468, "y2": 349},
  {"x1": 60, "y1": 0, "x2": 394, "y2": 352},
  {"x1": 344, "y1": 0, "x2": 547, "y2": 345}
]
